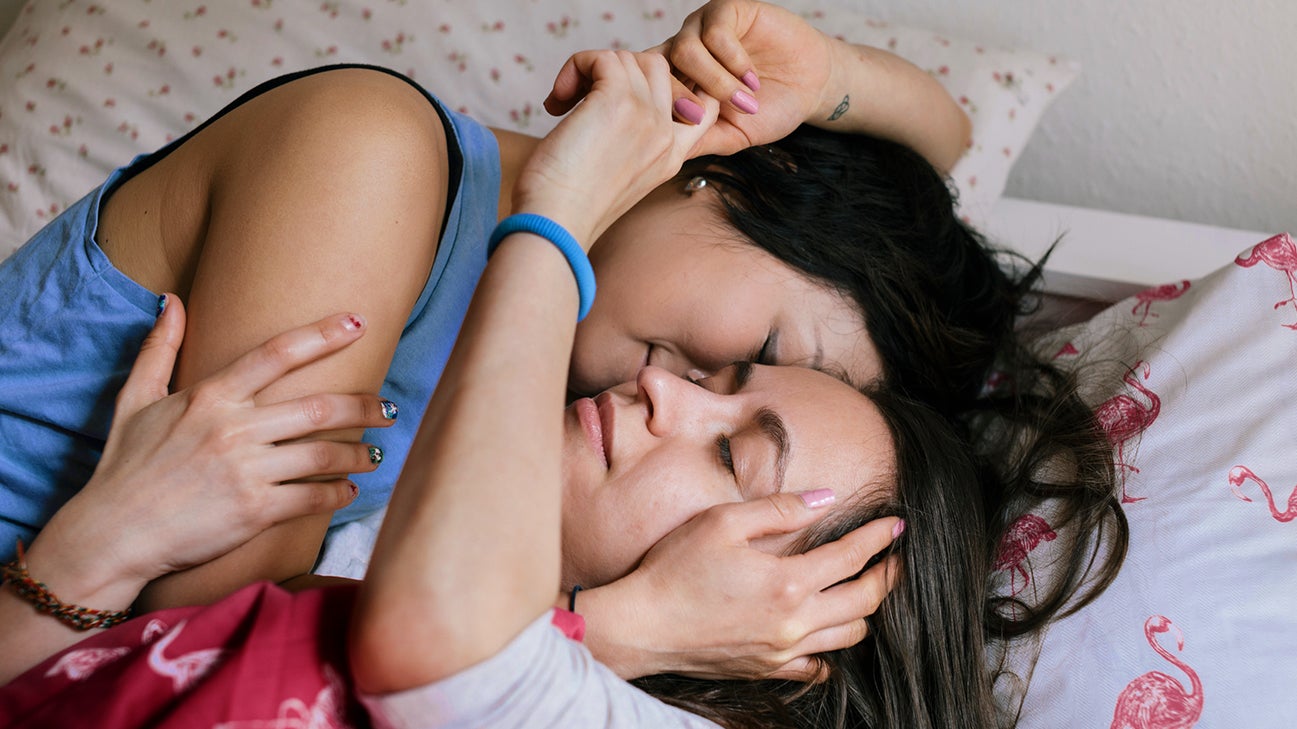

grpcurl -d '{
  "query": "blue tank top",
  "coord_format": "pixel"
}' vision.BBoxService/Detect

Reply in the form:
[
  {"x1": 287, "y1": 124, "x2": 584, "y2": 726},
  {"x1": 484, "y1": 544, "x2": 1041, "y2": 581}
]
[{"x1": 0, "y1": 67, "x2": 500, "y2": 559}]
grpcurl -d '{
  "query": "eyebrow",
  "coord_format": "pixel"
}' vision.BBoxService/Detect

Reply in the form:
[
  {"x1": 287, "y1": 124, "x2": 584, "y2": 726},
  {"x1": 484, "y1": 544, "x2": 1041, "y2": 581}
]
[
  {"x1": 734, "y1": 362, "x2": 790, "y2": 494},
  {"x1": 754, "y1": 407, "x2": 790, "y2": 494}
]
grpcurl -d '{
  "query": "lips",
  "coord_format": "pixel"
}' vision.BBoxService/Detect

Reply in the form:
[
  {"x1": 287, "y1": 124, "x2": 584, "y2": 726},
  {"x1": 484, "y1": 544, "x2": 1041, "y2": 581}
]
[
  {"x1": 594, "y1": 391, "x2": 615, "y2": 467},
  {"x1": 575, "y1": 397, "x2": 608, "y2": 468}
]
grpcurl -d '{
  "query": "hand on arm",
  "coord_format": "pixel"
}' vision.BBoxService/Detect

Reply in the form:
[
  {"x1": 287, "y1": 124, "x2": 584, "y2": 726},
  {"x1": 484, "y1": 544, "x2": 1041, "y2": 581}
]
[
  {"x1": 0, "y1": 299, "x2": 395, "y2": 684},
  {"x1": 605, "y1": 0, "x2": 970, "y2": 170},
  {"x1": 577, "y1": 494, "x2": 901, "y2": 681}
]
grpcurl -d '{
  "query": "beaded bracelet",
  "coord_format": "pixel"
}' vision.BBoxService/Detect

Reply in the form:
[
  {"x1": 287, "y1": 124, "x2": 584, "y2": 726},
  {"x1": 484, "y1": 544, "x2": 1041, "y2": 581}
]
[
  {"x1": 0, "y1": 541, "x2": 132, "y2": 630},
  {"x1": 488, "y1": 213, "x2": 597, "y2": 321}
]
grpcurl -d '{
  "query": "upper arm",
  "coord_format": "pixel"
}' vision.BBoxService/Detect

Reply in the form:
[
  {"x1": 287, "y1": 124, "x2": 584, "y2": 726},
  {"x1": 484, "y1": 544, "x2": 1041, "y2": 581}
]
[{"x1": 120, "y1": 68, "x2": 454, "y2": 610}]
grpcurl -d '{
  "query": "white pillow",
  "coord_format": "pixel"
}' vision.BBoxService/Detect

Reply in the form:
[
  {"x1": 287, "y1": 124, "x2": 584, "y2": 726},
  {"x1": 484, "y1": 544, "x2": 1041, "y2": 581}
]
[
  {"x1": 996, "y1": 234, "x2": 1297, "y2": 727},
  {"x1": 0, "y1": 0, "x2": 1076, "y2": 260}
]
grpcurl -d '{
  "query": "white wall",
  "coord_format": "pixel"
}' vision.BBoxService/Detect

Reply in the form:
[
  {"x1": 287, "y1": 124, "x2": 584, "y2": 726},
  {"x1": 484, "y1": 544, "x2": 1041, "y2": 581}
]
[{"x1": 845, "y1": 0, "x2": 1296, "y2": 235}]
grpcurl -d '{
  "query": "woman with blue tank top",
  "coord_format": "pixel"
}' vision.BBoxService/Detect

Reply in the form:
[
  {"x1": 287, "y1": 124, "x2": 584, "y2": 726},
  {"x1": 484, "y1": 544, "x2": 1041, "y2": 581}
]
[{"x1": 0, "y1": 0, "x2": 1010, "y2": 689}]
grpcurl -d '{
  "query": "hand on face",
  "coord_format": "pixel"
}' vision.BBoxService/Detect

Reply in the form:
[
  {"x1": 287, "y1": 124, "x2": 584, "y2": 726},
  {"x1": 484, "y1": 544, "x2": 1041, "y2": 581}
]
[
  {"x1": 591, "y1": 491, "x2": 902, "y2": 681},
  {"x1": 519, "y1": 50, "x2": 720, "y2": 245},
  {"x1": 39, "y1": 298, "x2": 397, "y2": 589}
]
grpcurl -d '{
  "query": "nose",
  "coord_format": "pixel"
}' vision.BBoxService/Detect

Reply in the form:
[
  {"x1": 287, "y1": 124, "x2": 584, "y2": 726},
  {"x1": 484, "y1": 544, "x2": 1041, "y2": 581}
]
[{"x1": 636, "y1": 365, "x2": 723, "y2": 437}]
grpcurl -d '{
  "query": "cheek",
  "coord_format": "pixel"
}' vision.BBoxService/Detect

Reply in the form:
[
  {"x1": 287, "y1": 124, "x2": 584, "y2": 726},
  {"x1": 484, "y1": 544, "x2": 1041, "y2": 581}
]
[{"x1": 568, "y1": 466, "x2": 727, "y2": 586}]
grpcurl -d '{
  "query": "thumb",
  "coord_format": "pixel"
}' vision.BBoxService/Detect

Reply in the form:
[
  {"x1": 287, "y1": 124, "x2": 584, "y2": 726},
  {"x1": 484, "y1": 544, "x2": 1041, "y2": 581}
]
[
  {"x1": 114, "y1": 293, "x2": 187, "y2": 419},
  {"x1": 544, "y1": 53, "x2": 593, "y2": 116},
  {"x1": 735, "y1": 489, "x2": 838, "y2": 542}
]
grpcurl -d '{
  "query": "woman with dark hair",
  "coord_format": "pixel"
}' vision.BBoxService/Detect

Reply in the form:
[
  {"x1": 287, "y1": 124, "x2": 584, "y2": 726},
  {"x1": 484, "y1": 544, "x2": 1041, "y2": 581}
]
[
  {"x1": 0, "y1": 0, "x2": 1127, "y2": 711},
  {"x1": 0, "y1": 304, "x2": 980, "y2": 729},
  {"x1": 0, "y1": 0, "x2": 992, "y2": 680}
]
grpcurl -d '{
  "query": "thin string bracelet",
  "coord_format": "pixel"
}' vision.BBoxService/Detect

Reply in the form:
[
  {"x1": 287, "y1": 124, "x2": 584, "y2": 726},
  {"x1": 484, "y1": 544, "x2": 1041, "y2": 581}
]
[
  {"x1": 0, "y1": 540, "x2": 132, "y2": 630},
  {"x1": 569, "y1": 584, "x2": 584, "y2": 613}
]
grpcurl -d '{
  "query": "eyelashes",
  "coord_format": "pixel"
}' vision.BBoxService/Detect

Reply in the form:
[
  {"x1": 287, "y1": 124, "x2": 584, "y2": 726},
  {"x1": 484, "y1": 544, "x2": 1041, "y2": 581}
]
[{"x1": 716, "y1": 434, "x2": 734, "y2": 475}]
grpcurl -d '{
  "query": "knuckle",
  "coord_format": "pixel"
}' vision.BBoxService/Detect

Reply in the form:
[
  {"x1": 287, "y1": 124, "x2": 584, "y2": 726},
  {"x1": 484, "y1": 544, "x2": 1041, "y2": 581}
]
[
  {"x1": 299, "y1": 395, "x2": 334, "y2": 428},
  {"x1": 772, "y1": 619, "x2": 804, "y2": 650},
  {"x1": 699, "y1": 23, "x2": 731, "y2": 49},
  {"x1": 670, "y1": 39, "x2": 708, "y2": 70},
  {"x1": 765, "y1": 495, "x2": 797, "y2": 524},
  {"x1": 641, "y1": 52, "x2": 669, "y2": 74},
  {"x1": 711, "y1": 505, "x2": 744, "y2": 535},
  {"x1": 308, "y1": 442, "x2": 337, "y2": 473},
  {"x1": 772, "y1": 576, "x2": 803, "y2": 607},
  {"x1": 187, "y1": 381, "x2": 224, "y2": 410},
  {"x1": 303, "y1": 484, "x2": 331, "y2": 514},
  {"x1": 257, "y1": 335, "x2": 295, "y2": 369}
]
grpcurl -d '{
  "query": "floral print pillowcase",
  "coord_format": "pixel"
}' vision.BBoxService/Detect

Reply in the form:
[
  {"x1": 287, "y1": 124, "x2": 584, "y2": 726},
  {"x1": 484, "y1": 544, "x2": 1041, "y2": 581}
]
[{"x1": 0, "y1": 0, "x2": 1076, "y2": 258}]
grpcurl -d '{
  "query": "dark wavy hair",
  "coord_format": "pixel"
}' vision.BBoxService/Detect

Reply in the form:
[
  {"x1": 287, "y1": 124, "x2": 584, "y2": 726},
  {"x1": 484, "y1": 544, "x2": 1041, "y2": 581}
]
[
  {"x1": 637, "y1": 126, "x2": 1127, "y2": 727},
  {"x1": 683, "y1": 124, "x2": 1025, "y2": 412},
  {"x1": 635, "y1": 386, "x2": 996, "y2": 728}
]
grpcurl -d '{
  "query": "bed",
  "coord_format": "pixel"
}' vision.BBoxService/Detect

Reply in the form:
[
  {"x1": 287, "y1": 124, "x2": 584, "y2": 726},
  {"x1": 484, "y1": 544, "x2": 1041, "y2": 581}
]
[{"x1": 1, "y1": 1, "x2": 1291, "y2": 726}]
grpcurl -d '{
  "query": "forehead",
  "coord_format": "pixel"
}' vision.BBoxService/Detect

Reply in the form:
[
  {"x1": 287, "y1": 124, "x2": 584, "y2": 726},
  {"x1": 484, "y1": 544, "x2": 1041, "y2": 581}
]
[{"x1": 745, "y1": 365, "x2": 894, "y2": 495}]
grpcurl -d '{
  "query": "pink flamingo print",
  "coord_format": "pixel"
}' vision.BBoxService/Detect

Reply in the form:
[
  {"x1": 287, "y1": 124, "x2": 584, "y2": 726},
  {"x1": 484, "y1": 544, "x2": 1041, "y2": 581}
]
[
  {"x1": 1130, "y1": 281, "x2": 1190, "y2": 326},
  {"x1": 1053, "y1": 341, "x2": 1079, "y2": 359},
  {"x1": 214, "y1": 665, "x2": 348, "y2": 729},
  {"x1": 992, "y1": 513, "x2": 1057, "y2": 595},
  {"x1": 1235, "y1": 233, "x2": 1297, "y2": 329},
  {"x1": 44, "y1": 647, "x2": 131, "y2": 681},
  {"x1": 1094, "y1": 361, "x2": 1161, "y2": 503},
  {"x1": 1109, "y1": 615, "x2": 1203, "y2": 729},
  {"x1": 1228, "y1": 465, "x2": 1297, "y2": 522},
  {"x1": 147, "y1": 620, "x2": 226, "y2": 692}
]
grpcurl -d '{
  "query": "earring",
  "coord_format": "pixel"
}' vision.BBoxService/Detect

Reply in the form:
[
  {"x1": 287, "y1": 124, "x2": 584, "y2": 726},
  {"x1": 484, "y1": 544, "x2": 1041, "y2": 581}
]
[{"x1": 683, "y1": 176, "x2": 708, "y2": 195}]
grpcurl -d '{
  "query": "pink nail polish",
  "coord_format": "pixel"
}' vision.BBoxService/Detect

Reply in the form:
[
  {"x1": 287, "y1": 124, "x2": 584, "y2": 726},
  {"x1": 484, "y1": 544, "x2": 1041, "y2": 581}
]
[
  {"x1": 731, "y1": 89, "x2": 758, "y2": 115},
  {"x1": 342, "y1": 314, "x2": 365, "y2": 331},
  {"x1": 800, "y1": 488, "x2": 836, "y2": 509},
  {"x1": 892, "y1": 519, "x2": 906, "y2": 539},
  {"x1": 673, "y1": 97, "x2": 705, "y2": 125},
  {"x1": 740, "y1": 70, "x2": 760, "y2": 92}
]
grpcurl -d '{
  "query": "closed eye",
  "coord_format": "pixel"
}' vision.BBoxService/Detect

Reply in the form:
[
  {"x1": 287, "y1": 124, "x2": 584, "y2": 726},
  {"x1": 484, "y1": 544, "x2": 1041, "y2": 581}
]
[
  {"x1": 716, "y1": 434, "x2": 735, "y2": 476},
  {"x1": 755, "y1": 330, "x2": 778, "y2": 365}
]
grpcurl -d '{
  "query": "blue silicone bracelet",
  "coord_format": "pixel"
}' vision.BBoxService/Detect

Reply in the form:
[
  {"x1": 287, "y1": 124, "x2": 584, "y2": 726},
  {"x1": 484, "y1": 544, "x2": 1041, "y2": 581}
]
[{"x1": 488, "y1": 213, "x2": 596, "y2": 321}]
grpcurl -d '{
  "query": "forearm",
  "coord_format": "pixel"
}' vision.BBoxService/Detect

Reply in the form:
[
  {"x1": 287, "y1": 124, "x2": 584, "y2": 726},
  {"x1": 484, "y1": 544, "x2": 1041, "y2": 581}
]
[
  {"x1": 564, "y1": 583, "x2": 660, "y2": 680},
  {"x1": 813, "y1": 39, "x2": 971, "y2": 173},
  {"x1": 352, "y1": 236, "x2": 577, "y2": 692},
  {"x1": 0, "y1": 517, "x2": 146, "y2": 684},
  {"x1": 135, "y1": 514, "x2": 331, "y2": 611}
]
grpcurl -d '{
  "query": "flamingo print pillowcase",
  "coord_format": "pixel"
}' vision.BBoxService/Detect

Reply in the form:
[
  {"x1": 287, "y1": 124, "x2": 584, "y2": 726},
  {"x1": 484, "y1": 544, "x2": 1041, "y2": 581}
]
[{"x1": 995, "y1": 233, "x2": 1297, "y2": 728}]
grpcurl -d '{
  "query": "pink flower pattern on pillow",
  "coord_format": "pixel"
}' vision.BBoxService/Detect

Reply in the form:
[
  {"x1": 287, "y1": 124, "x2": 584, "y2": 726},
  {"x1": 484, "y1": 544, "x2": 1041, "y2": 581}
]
[{"x1": 0, "y1": 0, "x2": 1077, "y2": 258}]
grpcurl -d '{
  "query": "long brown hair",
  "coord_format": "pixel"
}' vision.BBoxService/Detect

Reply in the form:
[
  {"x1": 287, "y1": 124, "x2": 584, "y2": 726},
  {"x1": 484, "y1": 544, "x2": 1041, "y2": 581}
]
[{"x1": 634, "y1": 127, "x2": 1126, "y2": 727}]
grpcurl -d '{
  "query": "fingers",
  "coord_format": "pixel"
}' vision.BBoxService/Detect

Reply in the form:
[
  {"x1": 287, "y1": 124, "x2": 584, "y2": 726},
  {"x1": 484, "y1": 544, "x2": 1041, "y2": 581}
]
[
  {"x1": 544, "y1": 53, "x2": 592, "y2": 116},
  {"x1": 711, "y1": 490, "x2": 841, "y2": 542},
  {"x1": 799, "y1": 515, "x2": 901, "y2": 588},
  {"x1": 115, "y1": 293, "x2": 187, "y2": 418},
  {"x1": 810, "y1": 553, "x2": 902, "y2": 630},
  {"x1": 259, "y1": 439, "x2": 386, "y2": 486},
  {"x1": 661, "y1": 9, "x2": 760, "y2": 114},
  {"x1": 546, "y1": 49, "x2": 716, "y2": 129},
  {"x1": 212, "y1": 312, "x2": 368, "y2": 400},
  {"x1": 261, "y1": 479, "x2": 360, "y2": 524},
  {"x1": 245, "y1": 393, "x2": 398, "y2": 444},
  {"x1": 765, "y1": 619, "x2": 869, "y2": 682}
]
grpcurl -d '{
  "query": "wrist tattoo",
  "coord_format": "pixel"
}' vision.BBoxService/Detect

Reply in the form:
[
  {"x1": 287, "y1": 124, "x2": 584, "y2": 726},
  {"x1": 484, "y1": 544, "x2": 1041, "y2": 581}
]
[{"x1": 827, "y1": 95, "x2": 849, "y2": 122}]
